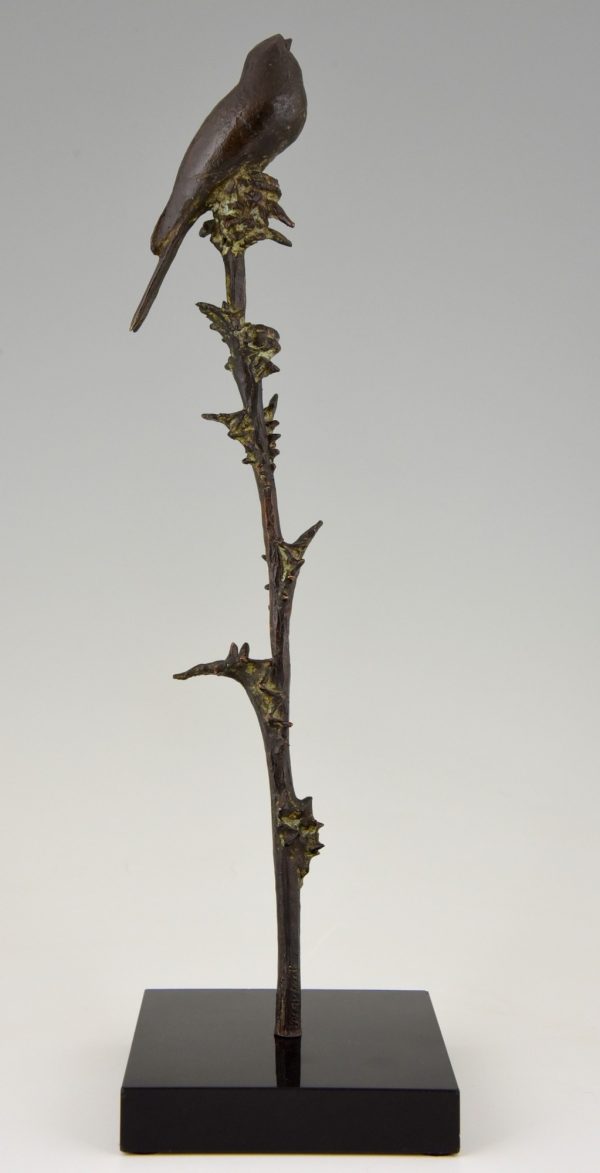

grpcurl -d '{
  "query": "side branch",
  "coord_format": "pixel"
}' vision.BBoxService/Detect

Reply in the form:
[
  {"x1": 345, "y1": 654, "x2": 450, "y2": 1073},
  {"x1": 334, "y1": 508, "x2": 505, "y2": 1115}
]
[
  {"x1": 173, "y1": 640, "x2": 253, "y2": 681},
  {"x1": 174, "y1": 638, "x2": 323, "y2": 883},
  {"x1": 202, "y1": 393, "x2": 281, "y2": 471},
  {"x1": 174, "y1": 641, "x2": 290, "y2": 750}
]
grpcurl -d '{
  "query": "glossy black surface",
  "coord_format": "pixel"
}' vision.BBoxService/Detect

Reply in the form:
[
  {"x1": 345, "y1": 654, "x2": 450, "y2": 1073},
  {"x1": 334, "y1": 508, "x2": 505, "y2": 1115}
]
[{"x1": 121, "y1": 989, "x2": 460, "y2": 1154}]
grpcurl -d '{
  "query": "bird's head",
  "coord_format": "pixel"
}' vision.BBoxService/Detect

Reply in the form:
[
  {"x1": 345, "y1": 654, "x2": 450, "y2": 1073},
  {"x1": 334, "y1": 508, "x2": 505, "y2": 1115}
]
[{"x1": 241, "y1": 34, "x2": 297, "y2": 81}]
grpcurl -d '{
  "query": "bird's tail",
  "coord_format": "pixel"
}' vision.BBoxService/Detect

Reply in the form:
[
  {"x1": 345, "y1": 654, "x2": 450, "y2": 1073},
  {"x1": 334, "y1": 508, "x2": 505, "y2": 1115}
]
[{"x1": 129, "y1": 230, "x2": 186, "y2": 332}]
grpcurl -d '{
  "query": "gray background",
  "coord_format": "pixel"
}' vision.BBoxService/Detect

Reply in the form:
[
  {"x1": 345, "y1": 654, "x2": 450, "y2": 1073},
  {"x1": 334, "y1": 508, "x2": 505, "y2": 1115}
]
[{"x1": 1, "y1": 1, "x2": 599, "y2": 1169}]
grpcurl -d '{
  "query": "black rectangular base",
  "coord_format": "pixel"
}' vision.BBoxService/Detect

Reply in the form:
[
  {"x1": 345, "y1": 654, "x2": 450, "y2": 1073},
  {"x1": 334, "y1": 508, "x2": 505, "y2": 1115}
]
[{"x1": 120, "y1": 989, "x2": 459, "y2": 1155}]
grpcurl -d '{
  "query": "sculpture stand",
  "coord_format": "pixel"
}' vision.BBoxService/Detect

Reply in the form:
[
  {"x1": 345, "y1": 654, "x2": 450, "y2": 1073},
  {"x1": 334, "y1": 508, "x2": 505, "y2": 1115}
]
[
  {"x1": 125, "y1": 112, "x2": 461, "y2": 1155},
  {"x1": 120, "y1": 989, "x2": 459, "y2": 1155}
]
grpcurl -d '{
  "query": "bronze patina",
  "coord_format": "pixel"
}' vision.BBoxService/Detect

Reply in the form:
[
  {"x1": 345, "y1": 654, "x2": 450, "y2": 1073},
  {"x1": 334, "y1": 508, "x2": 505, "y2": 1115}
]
[
  {"x1": 130, "y1": 34, "x2": 307, "y2": 333},
  {"x1": 131, "y1": 36, "x2": 321, "y2": 1039}
]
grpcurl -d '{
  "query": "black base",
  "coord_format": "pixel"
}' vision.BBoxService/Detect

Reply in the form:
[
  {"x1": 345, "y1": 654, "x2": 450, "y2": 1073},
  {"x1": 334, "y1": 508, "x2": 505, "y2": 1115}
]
[{"x1": 120, "y1": 989, "x2": 460, "y2": 1155}]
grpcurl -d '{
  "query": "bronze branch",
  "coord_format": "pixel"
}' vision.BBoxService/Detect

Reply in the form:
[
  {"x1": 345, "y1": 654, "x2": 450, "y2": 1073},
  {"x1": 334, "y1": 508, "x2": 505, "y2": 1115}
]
[{"x1": 174, "y1": 165, "x2": 323, "y2": 1037}]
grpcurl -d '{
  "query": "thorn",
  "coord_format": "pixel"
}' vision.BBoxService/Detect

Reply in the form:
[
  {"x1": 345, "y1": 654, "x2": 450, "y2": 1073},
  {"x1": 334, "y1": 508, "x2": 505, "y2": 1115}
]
[
  {"x1": 228, "y1": 642, "x2": 239, "y2": 658},
  {"x1": 252, "y1": 172, "x2": 280, "y2": 192},
  {"x1": 271, "y1": 203, "x2": 295, "y2": 228},
  {"x1": 294, "y1": 520, "x2": 323, "y2": 549},
  {"x1": 239, "y1": 642, "x2": 250, "y2": 659},
  {"x1": 268, "y1": 229, "x2": 293, "y2": 248}
]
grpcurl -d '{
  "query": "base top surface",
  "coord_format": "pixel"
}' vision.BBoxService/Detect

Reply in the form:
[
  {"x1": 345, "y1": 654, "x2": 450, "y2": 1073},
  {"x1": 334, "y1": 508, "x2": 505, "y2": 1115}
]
[{"x1": 123, "y1": 988, "x2": 458, "y2": 1091}]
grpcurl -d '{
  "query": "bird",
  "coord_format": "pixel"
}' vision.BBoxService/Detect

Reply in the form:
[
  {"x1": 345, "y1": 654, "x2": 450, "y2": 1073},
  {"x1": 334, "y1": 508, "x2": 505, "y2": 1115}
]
[{"x1": 130, "y1": 34, "x2": 307, "y2": 333}]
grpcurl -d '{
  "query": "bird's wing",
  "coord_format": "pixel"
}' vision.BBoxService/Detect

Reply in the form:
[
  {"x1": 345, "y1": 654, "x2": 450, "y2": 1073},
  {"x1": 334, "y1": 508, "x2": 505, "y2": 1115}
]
[{"x1": 149, "y1": 84, "x2": 267, "y2": 256}]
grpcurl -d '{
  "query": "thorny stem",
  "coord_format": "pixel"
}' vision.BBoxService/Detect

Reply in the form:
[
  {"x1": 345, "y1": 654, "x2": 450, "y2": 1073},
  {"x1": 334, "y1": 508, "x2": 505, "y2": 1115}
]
[
  {"x1": 228, "y1": 250, "x2": 301, "y2": 1035},
  {"x1": 174, "y1": 167, "x2": 323, "y2": 1037}
]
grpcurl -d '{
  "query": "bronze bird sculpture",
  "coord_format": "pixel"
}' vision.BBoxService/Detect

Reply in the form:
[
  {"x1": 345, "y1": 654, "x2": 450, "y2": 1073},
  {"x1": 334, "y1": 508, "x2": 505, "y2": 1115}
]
[{"x1": 130, "y1": 34, "x2": 307, "y2": 332}]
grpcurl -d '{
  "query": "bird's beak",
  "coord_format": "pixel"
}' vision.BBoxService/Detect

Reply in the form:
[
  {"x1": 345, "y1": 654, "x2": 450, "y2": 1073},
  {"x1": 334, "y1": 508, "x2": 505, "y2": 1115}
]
[{"x1": 284, "y1": 37, "x2": 292, "y2": 49}]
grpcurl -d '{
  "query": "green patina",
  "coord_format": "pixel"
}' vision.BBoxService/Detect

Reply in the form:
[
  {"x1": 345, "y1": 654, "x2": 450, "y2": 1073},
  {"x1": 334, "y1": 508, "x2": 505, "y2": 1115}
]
[
  {"x1": 200, "y1": 165, "x2": 294, "y2": 257},
  {"x1": 174, "y1": 163, "x2": 324, "y2": 1010},
  {"x1": 197, "y1": 301, "x2": 281, "y2": 383},
  {"x1": 277, "y1": 800, "x2": 324, "y2": 883},
  {"x1": 203, "y1": 391, "x2": 281, "y2": 471}
]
